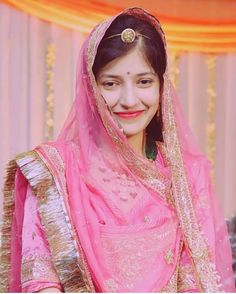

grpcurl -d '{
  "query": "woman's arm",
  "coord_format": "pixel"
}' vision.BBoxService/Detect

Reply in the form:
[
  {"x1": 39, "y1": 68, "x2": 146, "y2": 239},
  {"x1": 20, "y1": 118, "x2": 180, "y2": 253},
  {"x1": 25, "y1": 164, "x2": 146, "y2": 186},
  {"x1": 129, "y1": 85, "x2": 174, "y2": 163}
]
[{"x1": 21, "y1": 185, "x2": 63, "y2": 293}]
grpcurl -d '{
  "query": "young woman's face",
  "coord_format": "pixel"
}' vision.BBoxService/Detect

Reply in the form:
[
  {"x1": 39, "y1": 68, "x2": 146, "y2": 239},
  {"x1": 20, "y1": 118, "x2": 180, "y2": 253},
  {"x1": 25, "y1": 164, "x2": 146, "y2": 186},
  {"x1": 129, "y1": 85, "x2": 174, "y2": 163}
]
[{"x1": 96, "y1": 48, "x2": 160, "y2": 137}]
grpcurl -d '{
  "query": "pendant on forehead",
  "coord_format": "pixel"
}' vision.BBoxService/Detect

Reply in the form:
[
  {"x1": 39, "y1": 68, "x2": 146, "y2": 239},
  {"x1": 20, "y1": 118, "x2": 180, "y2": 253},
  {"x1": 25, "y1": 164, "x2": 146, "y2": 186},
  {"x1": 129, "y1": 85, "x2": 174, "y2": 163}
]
[
  {"x1": 121, "y1": 28, "x2": 136, "y2": 43},
  {"x1": 104, "y1": 28, "x2": 150, "y2": 43}
]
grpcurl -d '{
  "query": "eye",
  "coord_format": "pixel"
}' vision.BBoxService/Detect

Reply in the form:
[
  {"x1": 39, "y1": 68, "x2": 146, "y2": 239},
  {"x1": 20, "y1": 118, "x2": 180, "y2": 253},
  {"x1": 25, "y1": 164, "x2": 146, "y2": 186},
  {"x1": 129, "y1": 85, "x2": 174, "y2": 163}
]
[
  {"x1": 137, "y1": 79, "x2": 153, "y2": 87},
  {"x1": 101, "y1": 80, "x2": 119, "y2": 90}
]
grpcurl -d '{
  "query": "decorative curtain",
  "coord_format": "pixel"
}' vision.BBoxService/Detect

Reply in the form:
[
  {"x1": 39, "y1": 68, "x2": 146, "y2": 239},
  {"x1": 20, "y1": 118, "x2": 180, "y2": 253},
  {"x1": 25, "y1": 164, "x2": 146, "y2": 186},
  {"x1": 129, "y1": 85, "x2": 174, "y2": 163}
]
[
  {"x1": 0, "y1": 1, "x2": 236, "y2": 219},
  {"x1": 2, "y1": 0, "x2": 236, "y2": 53}
]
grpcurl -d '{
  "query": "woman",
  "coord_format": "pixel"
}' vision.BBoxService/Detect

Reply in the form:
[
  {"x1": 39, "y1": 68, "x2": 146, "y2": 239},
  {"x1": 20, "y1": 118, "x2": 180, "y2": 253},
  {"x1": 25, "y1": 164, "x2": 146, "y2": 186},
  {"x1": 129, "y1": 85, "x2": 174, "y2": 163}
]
[{"x1": 0, "y1": 7, "x2": 235, "y2": 293}]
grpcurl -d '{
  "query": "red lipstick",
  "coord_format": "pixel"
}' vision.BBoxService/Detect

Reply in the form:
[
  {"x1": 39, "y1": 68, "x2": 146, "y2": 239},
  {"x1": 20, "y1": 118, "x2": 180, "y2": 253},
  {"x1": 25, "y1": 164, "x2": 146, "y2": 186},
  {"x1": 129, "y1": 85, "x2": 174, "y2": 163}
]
[{"x1": 114, "y1": 110, "x2": 145, "y2": 119}]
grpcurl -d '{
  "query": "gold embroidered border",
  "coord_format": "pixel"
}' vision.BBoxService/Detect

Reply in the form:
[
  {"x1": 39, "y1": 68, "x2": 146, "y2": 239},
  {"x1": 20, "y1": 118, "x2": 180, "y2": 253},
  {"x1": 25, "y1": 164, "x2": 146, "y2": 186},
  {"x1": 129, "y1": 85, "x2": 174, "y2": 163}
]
[
  {"x1": 162, "y1": 74, "x2": 222, "y2": 292},
  {"x1": 160, "y1": 240, "x2": 183, "y2": 292},
  {"x1": 177, "y1": 264, "x2": 198, "y2": 292},
  {"x1": 15, "y1": 149, "x2": 93, "y2": 292},
  {"x1": 0, "y1": 160, "x2": 18, "y2": 292},
  {"x1": 38, "y1": 144, "x2": 95, "y2": 292},
  {"x1": 21, "y1": 254, "x2": 59, "y2": 283}
]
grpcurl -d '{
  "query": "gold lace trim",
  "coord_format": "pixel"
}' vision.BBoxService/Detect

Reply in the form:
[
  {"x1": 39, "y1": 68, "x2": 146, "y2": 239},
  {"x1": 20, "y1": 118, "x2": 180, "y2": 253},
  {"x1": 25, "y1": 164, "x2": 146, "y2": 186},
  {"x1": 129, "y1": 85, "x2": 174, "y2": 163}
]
[
  {"x1": 0, "y1": 160, "x2": 18, "y2": 292},
  {"x1": 21, "y1": 254, "x2": 59, "y2": 283},
  {"x1": 162, "y1": 74, "x2": 222, "y2": 291},
  {"x1": 177, "y1": 264, "x2": 198, "y2": 292},
  {"x1": 16, "y1": 147, "x2": 94, "y2": 292}
]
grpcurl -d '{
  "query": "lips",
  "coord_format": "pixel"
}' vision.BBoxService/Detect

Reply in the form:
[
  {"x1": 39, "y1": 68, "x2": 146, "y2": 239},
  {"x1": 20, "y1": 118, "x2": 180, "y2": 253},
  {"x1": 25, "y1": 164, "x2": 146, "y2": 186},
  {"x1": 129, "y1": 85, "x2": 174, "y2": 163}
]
[{"x1": 114, "y1": 110, "x2": 145, "y2": 119}]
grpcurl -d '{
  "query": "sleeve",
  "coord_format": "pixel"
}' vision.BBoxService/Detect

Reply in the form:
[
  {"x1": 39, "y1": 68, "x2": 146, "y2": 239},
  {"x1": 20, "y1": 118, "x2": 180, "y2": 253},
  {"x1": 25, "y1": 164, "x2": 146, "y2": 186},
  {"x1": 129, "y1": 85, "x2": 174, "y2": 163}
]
[{"x1": 21, "y1": 185, "x2": 63, "y2": 293}]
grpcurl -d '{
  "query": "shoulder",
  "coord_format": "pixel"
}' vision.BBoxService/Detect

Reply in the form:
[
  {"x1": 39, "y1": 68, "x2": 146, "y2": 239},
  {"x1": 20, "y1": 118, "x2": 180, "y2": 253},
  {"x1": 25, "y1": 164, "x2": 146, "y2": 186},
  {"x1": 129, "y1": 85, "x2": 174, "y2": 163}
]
[
  {"x1": 11, "y1": 141, "x2": 74, "y2": 191},
  {"x1": 9, "y1": 140, "x2": 79, "y2": 191},
  {"x1": 15, "y1": 140, "x2": 77, "y2": 171}
]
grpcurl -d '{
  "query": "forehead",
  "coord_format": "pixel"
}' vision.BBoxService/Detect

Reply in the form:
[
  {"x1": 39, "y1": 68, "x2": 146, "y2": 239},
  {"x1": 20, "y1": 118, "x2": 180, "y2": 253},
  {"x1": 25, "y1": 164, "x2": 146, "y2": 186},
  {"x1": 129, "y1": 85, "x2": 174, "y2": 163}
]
[{"x1": 98, "y1": 48, "x2": 153, "y2": 76}]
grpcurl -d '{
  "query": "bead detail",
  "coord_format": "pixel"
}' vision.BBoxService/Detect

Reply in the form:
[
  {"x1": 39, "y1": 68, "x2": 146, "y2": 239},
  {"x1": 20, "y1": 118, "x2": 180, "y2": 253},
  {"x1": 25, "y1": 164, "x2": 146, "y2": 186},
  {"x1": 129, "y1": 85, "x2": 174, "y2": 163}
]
[
  {"x1": 164, "y1": 249, "x2": 174, "y2": 265},
  {"x1": 143, "y1": 216, "x2": 150, "y2": 223}
]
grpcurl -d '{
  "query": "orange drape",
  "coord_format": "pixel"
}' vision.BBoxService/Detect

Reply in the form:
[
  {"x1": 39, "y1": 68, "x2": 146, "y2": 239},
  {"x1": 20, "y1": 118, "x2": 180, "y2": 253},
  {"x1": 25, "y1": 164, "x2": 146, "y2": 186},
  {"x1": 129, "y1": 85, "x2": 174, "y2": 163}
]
[{"x1": 1, "y1": 0, "x2": 236, "y2": 53}]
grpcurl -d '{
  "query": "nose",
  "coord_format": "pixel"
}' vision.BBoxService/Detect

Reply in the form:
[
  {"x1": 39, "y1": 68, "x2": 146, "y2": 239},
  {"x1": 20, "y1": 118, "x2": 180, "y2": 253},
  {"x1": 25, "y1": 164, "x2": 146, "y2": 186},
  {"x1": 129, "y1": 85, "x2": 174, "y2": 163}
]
[{"x1": 119, "y1": 83, "x2": 138, "y2": 109}]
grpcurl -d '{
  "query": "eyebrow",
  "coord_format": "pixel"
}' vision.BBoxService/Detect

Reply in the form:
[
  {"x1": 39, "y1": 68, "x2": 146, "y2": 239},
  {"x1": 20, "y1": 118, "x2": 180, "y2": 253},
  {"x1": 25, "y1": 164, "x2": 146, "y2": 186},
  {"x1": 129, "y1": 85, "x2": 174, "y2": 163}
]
[{"x1": 98, "y1": 72, "x2": 156, "y2": 79}]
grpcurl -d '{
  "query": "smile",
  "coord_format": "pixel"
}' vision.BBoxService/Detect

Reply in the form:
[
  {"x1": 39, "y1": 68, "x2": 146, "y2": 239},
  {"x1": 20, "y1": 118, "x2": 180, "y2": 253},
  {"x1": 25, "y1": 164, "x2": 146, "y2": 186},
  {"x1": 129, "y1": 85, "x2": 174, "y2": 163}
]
[{"x1": 114, "y1": 110, "x2": 145, "y2": 119}]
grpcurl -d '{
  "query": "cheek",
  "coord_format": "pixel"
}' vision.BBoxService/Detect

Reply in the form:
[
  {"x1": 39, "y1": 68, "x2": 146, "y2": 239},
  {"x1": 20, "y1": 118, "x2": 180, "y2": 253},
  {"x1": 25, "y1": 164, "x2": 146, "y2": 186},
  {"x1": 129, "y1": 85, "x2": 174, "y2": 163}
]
[
  {"x1": 98, "y1": 87, "x2": 120, "y2": 108},
  {"x1": 139, "y1": 87, "x2": 160, "y2": 109}
]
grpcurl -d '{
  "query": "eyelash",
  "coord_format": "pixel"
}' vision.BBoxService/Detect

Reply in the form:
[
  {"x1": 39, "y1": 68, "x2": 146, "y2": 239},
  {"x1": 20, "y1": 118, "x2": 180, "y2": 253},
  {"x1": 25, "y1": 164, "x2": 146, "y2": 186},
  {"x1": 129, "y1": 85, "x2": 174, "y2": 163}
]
[
  {"x1": 102, "y1": 79, "x2": 153, "y2": 88},
  {"x1": 138, "y1": 79, "x2": 153, "y2": 85},
  {"x1": 103, "y1": 81, "x2": 118, "y2": 87}
]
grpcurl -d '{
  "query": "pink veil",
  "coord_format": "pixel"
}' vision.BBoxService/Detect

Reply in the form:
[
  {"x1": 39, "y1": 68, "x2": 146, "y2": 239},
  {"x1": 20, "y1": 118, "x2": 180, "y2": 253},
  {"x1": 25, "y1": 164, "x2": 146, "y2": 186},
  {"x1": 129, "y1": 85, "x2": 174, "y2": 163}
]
[
  {"x1": 56, "y1": 7, "x2": 235, "y2": 292},
  {"x1": 1, "y1": 7, "x2": 234, "y2": 293}
]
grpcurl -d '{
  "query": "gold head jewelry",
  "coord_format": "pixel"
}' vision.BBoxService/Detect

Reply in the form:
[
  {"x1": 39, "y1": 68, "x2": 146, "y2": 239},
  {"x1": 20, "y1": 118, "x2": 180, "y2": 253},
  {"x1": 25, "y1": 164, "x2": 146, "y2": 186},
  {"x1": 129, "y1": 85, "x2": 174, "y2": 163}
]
[{"x1": 104, "y1": 28, "x2": 150, "y2": 43}]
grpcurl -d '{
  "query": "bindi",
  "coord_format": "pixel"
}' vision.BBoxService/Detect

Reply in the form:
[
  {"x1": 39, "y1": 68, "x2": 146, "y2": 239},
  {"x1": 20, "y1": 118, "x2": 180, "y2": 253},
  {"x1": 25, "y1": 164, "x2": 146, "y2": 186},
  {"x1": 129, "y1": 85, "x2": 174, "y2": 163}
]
[{"x1": 126, "y1": 72, "x2": 130, "y2": 75}]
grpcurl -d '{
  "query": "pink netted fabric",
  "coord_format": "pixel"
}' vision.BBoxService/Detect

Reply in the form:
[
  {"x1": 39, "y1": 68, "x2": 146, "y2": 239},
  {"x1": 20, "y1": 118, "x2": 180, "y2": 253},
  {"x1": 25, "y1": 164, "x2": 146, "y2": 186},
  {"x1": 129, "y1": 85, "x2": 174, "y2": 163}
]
[
  {"x1": 56, "y1": 7, "x2": 235, "y2": 291},
  {"x1": 1, "y1": 7, "x2": 235, "y2": 293}
]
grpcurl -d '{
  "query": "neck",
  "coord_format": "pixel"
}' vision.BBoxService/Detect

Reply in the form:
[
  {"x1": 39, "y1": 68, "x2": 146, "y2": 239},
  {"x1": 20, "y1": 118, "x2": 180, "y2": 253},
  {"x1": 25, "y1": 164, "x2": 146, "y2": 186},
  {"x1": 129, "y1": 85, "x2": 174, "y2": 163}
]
[{"x1": 127, "y1": 131, "x2": 145, "y2": 156}]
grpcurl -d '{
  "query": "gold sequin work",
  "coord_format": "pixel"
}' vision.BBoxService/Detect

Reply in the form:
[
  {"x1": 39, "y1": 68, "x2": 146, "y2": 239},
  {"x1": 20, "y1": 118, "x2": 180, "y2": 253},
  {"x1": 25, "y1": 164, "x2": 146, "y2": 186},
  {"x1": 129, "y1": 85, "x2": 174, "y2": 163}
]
[
  {"x1": 16, "y1": 147, "x2": 94, "y2": 292},
  {"x1": 177, "y1": 264, "x2": 198, "y2": 292},
  {"x1": 164, "y1": 249, "x2": 174, "y2": 265},
  {"x1": 21, "y1": 254, "x2": 59, "y2": 283},
  {"x1": 162, "y1": 73, "x2": 222, "y2": 291},
  {"x1": 101, "y1": 225, "x2": 178, "y2": 291}
]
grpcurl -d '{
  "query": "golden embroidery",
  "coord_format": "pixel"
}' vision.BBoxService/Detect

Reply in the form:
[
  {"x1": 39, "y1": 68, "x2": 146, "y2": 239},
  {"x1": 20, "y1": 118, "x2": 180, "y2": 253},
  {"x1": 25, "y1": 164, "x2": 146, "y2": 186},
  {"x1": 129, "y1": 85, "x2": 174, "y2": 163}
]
[
  {"x1": 156, "y1": 141, "x2": 170, "y2": 167},
  {"x1": 89, "y1": 154, "x2": 147, "y2": 212},
  {"x1": 21, "y1": 254, "x2": 59, "y2": 283},
  {"x1": 16, "y1": 149, "x2": 94, "y2": 292},
  {"x1": 39, "y1": 144, "x2": 95, "y2": 292},
  {"x1": 162, "y1": 73, "x2": 222, "y2": 292},
  {"x1": 143, "y1": 216, "x2": 150, "y2": 223},
  {"x1": 159, "y1": 240, "x2": 183, "y2": 292},
  {"x1": 160, "y1": 270, "x2": 178, "y2": 293},
  {"x1": 104, "y1": 279, "x2": 119, "y2": 292},
  {"x1": 101, "y1": 225, "x2": 177, "y2": 291},
  {"x1": 177, "y1": 264, "x2": 198, "y2": 292},
  {"x1": 40, "y1": 144, "x2": 65, "y2": 173},
  {"x1": 164, "y1": 249, "x2": 174, "y2": 265}
]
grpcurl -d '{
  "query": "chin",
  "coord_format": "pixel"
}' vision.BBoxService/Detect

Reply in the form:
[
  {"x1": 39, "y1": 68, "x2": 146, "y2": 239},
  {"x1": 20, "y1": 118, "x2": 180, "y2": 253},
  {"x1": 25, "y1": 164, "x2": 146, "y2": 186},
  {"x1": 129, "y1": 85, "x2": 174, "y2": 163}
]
[{"x1": 122, "y1": 127, "x2": 145, "y2": 137}]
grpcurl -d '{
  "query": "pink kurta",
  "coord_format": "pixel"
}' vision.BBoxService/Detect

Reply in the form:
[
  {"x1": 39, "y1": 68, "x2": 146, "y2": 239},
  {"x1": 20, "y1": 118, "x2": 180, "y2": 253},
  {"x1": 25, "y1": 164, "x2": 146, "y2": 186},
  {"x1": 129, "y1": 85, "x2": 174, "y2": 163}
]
[{"x1": 20, "y1": 152, "x2": 198, "y2": 292}]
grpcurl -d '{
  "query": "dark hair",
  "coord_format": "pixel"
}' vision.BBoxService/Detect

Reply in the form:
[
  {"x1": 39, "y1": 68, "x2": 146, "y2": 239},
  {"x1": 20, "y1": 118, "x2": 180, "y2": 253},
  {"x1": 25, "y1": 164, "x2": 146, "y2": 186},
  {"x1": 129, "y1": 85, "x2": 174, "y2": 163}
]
[{"x1": 93, "y1": 14, "x2": 167, "y2": 160}]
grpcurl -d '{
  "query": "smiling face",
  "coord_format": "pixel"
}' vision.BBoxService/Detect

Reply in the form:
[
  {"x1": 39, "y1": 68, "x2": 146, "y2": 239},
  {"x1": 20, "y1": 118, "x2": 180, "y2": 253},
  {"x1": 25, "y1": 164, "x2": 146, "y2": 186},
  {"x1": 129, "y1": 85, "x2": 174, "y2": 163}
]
[{"x1": 96, "y1": 48, "x2": 160, "y2": 138}]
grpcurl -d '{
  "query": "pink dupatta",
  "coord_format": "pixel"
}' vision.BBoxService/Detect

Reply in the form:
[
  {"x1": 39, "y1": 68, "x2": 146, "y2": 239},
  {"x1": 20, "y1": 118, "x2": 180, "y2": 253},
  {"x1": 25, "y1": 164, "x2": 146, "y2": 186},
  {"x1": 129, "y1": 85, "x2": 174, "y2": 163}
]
[{"x1": 0, "y1": 7, "x2": 235, "y2": 293}]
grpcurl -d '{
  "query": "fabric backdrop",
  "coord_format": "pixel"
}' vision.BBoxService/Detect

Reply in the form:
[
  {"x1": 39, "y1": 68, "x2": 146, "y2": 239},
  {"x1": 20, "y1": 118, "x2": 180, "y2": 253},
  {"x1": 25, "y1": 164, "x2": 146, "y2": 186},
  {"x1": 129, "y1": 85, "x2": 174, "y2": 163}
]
[{"x1": 0, "y1": 1, "x2": 236, "y2": 220}]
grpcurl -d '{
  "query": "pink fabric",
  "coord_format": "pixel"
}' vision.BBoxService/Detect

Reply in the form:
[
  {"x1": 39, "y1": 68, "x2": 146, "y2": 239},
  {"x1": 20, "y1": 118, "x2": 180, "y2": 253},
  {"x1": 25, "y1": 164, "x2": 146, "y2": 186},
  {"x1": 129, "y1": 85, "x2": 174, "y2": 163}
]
[
  {"x1": 57, "y1": 7, "x2": 235, "y2": 292},
  {"x1": 21, "y1": 186, "x2": 62, "y2": 292},
  {"x1": 7, "y1": 173, "x2": 63, "y2": 292},
  {"x1": 60, "y1": 146, "x2": 182, "y2": 292},
  {"x1": 170, "y1": 82, "x2": 235, "y2": 291},
  {"x1": 6, "y1": 7, "x2": 235, "y2": 292}
]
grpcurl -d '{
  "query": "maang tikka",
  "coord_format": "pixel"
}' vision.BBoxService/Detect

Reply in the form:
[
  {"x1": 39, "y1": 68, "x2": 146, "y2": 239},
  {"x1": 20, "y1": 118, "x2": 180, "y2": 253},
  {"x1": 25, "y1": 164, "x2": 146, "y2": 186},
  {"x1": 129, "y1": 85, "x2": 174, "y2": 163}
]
[{"x1": 104, "y1": 28, "x2": 150, "y2": 43}]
